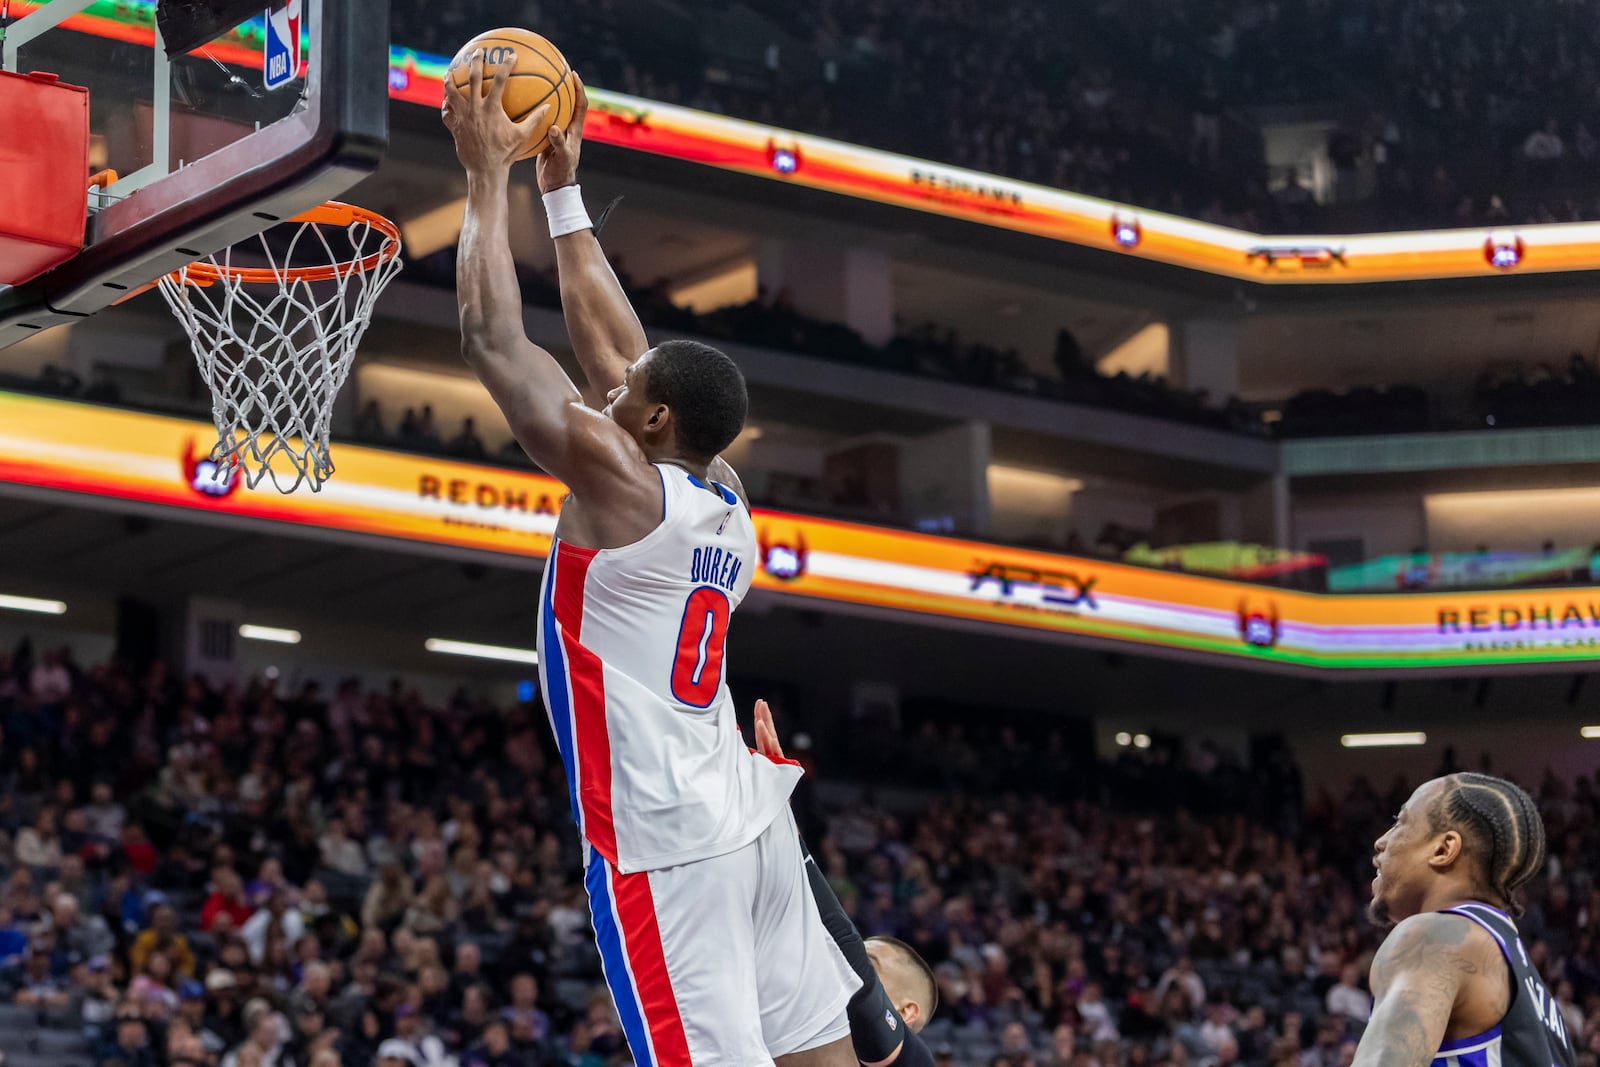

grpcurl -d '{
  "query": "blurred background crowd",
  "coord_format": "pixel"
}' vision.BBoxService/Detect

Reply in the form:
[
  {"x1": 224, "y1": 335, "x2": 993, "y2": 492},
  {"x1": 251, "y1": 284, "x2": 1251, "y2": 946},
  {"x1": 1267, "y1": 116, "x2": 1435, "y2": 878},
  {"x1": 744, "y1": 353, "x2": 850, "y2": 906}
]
[
  {"x1": 2, "y1": 641, "x2": 1598, "y2": 1067},
  {"x1": 395, "y1": 0, "x2": 1600, "y2": 233}
]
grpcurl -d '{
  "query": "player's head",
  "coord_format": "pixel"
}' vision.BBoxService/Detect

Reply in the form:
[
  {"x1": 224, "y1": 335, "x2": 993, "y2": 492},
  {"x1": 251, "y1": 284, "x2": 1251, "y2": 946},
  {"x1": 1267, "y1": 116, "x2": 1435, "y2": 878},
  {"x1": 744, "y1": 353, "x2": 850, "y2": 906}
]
[
  {"x1": 605, "y1": 340, "x2": 747, "y2": 462},
  {"x1": 866, "y1": 936, "x2": 938, "y2": 1032},
  {"x1": 1368, "y1": 772, "x2": 1545, "y2": 926}
]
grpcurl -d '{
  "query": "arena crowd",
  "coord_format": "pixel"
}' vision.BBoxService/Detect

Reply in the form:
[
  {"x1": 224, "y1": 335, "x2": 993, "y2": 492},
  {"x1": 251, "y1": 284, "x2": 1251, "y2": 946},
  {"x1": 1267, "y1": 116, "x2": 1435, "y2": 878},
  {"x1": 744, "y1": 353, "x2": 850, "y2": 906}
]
[
  {"x1": 392, "y1": 0, "x2": 1600, "y2": 234},
  {"x1": 2, "y1": 642, "x2": 1599, "y2": 1067}
]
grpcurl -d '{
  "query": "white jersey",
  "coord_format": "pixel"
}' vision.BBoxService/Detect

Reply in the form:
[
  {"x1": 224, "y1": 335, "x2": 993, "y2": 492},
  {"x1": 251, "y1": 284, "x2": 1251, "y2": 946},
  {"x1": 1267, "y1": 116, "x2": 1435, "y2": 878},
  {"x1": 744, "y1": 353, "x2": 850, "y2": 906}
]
[{"x1": 537, "y1": 462, "x2": 801, "y2": 873}]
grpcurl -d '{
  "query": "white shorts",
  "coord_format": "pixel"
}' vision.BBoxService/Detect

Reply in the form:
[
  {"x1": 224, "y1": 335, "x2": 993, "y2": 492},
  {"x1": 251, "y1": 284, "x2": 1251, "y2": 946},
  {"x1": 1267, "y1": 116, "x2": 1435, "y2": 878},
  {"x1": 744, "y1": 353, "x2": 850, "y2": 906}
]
[{"x1": 584, "y1": 807, "x2": 859, "y2": 1067}]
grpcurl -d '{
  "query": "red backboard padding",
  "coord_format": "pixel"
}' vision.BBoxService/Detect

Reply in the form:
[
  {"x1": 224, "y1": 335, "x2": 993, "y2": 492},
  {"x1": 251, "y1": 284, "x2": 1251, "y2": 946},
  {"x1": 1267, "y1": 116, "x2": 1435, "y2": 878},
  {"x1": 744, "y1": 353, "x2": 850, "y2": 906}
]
[{"x1": 0, "y1": 71, "x2": 90, "y2": 286}]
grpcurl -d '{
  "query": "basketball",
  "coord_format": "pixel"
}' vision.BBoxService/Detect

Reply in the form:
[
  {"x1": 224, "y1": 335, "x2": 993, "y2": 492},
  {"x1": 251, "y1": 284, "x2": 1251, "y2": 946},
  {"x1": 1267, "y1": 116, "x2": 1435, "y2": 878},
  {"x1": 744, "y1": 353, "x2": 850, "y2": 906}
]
[{"x1": 447, "y1": 28, "x2": 576, "y2": 160}]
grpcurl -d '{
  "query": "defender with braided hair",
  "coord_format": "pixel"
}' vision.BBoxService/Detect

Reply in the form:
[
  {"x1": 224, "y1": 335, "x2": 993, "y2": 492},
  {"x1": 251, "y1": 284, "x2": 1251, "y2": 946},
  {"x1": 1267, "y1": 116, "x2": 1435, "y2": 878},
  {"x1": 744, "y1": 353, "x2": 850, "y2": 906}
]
[{"x1": 1354, "y1": 773, "x2": 1574, "y2": 1067}]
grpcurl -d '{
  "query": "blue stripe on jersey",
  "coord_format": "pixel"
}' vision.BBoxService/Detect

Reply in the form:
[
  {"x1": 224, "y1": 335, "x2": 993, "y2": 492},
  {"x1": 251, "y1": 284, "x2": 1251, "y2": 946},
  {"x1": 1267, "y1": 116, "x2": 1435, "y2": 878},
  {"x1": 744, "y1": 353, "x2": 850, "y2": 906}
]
[
  {"x1": 1439, "y1": 1026, "x2": 1503, "y2": 1053},
  {"x1": 585, "y1": 852, "x2": 655, "y2": 1067},
  {"x1": 1441, "y1": 906, "x2": 1515, "y2": 967},
  {"x1": 685, "y1": 471, "x2": 737, "y2": 503},
  {"x1": 1430, "y1": 1037, "x2": 1499, "y2": 1067},
  {"x1": 540, "y1": 545, "x2": 582, "y2": 827}
]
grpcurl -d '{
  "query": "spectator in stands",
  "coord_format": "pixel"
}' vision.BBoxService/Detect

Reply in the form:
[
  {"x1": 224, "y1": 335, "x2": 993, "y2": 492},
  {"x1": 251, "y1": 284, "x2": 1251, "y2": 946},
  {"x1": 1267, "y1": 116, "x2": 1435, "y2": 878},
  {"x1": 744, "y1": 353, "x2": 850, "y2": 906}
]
[
  {"x1": 204, "y1": 968, "x2": 246, "y2": 1048},
  {"x1": 1156, "y1": 957, "x2": 1206, "y2": 1011},
  {"x1": 378, "y1": 1036, "x2": 422, "y2": 1067},
  {"x1": 47, "y1": 891, "x2": 114, "y2": 962},
  {"x1": 222, "y1": 1001, "x2": 286, "y2": 1067},
  {"x1": 14, "y1": 944, "x2": 71, "y2": 1010},
  {"x1": 203, "y1": 867, "x2": 255, "y2": 933},
  {"x1": 504, "y1": 973, "x2": 552, "y2": 1054},
  {"x1": 14, "y1": 806, "x2": 63, "y2": 870},
  {"x1": 82, "y1": 780, "x2": 126, "y2": 844},
  {"x1": 397, "y1": 408, "x2": 422, "y2": 448},
  {"x1": 401, "y1": 875, "x2": 457, "y2": 937},
  {"x1": 447, "y1": 417, "x2": 488, "y2": 460},
  {"x1": 104, "y1": 1015, "x2": 159, "y2": 1067},
  {"x1": 416, "y1": 405, "x2": 441, "y2": 450},
  {"x1": 129, "y1": 903, "x2": 197, "y2": 978},
  {"x1": 1199, "y1": 1004, "x2": 1236, "y2": 1054},
  {"x1": 451, "y1": 941, "x2": 485, "y2": 1003},
  {"x1": 290, "y1": 960, "x2": 333, "y2": 1018},
  {"x1": 1323, "y1": 964, "x2": 1369, "y2": 1022},
  {"x1": 462, "y1": 1018, "x2": 519, "y2": 1067},
  {"x1": 116, "y1": 823, "x2": 159, "y2": 878},
  {"x1": 391, "y1": 999, "x2": 453, "y2": 1066},
  {"x1": 362, "y1": 863, "x2": 414, "y2": 932},
  {"x1": 79, "y1": 955, "x2": 119, "y2": 1037},
  {"x1": 1524, "y1": 119, "x2": 1566, "y2": 170},
  {"x1": 242, "y1": 888, "x2": 304, "y2": 966},
  {"x1": 29, "y1": 647, "x2": 72, "y2": 706},
  {"x1": 356, "y1": 399, "x2": 386, "y2": 441}
]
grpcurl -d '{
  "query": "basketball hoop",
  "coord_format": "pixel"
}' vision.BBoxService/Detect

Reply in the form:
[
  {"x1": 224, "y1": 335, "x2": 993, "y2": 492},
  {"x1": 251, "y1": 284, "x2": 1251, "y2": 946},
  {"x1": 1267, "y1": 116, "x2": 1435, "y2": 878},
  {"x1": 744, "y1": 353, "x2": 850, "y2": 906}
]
[{"x1": 157, "y1": 201, "x2": 404, "y2": 493}]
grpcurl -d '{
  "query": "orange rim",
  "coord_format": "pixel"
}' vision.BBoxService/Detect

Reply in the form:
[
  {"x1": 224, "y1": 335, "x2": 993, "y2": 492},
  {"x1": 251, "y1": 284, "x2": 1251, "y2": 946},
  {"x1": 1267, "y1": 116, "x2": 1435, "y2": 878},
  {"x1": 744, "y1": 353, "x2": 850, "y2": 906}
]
[{"x1": 170, "y1": 202, "x2": 402, "y2": 286}]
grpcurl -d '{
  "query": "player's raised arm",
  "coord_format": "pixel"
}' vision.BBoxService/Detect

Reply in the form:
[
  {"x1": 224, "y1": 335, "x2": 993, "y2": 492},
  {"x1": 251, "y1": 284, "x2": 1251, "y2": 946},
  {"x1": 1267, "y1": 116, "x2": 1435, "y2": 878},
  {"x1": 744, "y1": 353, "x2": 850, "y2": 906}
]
[
  {"x1": 442, "y1": 54, "x2": 646, "y2": 500},
  {"x1": 536, "y1": 75, "x2": 647, "y2": 409},
  {"x1": 1350, "y1": 912, "x2": 1489, "y2": 1067}
]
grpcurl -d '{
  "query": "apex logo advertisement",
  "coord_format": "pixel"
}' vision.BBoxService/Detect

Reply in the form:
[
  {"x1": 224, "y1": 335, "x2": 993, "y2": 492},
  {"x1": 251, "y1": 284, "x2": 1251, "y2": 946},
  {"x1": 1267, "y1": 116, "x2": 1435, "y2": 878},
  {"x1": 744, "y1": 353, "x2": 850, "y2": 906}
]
[{"x1": 968, "y1": 560, "x2": 1099, "y2": 613}]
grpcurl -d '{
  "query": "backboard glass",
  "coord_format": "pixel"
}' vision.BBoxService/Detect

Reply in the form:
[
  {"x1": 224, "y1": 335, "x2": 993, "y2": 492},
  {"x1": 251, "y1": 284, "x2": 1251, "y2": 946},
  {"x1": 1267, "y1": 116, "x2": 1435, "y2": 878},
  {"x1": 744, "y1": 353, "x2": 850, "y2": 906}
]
[{"x1": 0, "y1": 0, "x2": 388, "y2": 347}]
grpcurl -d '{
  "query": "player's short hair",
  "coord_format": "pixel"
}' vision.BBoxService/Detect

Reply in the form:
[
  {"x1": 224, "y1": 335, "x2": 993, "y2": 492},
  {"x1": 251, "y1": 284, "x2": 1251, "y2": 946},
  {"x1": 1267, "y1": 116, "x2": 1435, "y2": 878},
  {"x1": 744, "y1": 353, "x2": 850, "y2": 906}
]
[
  {"x1": 1429, "y1": 772, "x2": 1546, "y2": 916},
  {"x1": 868, "y1": 935, "x2": 939, "y2": 1020},
  {"x1": 643, "y1": 339, "x2": 747, "y2": 460}
]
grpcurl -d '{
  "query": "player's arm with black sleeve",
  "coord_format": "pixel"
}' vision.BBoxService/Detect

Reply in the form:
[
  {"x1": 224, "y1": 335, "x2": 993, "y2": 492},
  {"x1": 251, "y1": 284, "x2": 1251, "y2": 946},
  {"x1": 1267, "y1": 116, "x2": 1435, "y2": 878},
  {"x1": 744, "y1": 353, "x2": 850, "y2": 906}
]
[{"x1": 800, "y1": 836, "x2": 935, "y2": 1067}]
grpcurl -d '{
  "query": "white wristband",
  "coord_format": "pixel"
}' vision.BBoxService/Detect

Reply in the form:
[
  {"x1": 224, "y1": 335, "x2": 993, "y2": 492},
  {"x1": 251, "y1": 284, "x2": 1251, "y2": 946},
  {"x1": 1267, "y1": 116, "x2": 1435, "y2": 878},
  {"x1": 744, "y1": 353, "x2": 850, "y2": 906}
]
[{"x1": 543, "y1": 185, "x2": 592, "y2": 239}]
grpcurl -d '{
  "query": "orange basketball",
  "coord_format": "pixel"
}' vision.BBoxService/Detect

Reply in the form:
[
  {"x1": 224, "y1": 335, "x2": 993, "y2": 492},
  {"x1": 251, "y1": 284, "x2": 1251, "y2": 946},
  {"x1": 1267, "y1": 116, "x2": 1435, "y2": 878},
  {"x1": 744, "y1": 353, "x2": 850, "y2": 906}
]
[{"x1": 448, "y1": 28, "x2": 576, "y2": 160}]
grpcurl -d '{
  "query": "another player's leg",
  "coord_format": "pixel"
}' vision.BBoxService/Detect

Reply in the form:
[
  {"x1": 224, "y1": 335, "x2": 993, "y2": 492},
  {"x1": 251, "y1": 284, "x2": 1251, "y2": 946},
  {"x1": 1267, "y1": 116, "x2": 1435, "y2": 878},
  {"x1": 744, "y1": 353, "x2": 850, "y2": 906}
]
[
  {"x1": 754, "y1": 809, "x2": 863, "y2": 1067},
  {"x1": 776, "y1": 1035, "x2": 858, "y2": 1067}
]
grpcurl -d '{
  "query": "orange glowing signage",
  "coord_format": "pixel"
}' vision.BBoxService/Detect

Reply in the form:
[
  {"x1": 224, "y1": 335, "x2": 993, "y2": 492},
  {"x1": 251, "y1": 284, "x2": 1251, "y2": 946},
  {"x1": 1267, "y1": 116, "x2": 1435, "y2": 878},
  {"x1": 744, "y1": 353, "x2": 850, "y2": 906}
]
[{"x1": 1, "y1": 392, "x2": 1598, "y2": 675}]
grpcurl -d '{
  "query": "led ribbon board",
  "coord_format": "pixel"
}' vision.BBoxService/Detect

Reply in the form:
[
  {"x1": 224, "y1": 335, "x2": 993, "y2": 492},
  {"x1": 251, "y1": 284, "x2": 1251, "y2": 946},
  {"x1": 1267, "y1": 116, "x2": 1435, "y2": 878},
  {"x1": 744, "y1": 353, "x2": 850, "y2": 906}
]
[
  {"x1": 20, "y1": 0, "x2": 1600, "y2": 284},
  {"x1": 0, "y1": 391, "x2": 1597, "y2": 674}
]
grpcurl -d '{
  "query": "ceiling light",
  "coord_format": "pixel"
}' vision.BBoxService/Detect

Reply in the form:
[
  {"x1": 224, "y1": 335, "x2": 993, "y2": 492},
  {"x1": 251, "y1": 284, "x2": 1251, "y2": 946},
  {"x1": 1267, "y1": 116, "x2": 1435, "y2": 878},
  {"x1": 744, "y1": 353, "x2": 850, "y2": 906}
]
[
  {"x1": 424, "y1": 638, "x2": 540, "y2": 665},
  {"x1": 1581, "y1": 726, "x2": 1600, "y2": 739},
  {"x1": 1341, "y1": 732, "x2": 1426, "y2": 748},
  {"x1": 239, "y1": 624, "x2": 301, "y2": 645},
  {"x1": 1115, "y1": 731, "x2": 1132, "y2": 747},
  {"x1": 0, "y1": 594, "x2": 67, "y2": 615},
  {"x1": 1133, "y1": 733, "x2": 1151, "y2": 749}
]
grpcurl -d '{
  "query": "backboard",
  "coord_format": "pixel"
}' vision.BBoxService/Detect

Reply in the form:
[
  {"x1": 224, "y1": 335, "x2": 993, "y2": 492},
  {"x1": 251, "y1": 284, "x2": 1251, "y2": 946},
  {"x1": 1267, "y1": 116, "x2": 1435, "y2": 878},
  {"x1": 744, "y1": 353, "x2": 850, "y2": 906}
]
[{"x1": 0, "y1": 0, "x2": 389, "y2": 347}]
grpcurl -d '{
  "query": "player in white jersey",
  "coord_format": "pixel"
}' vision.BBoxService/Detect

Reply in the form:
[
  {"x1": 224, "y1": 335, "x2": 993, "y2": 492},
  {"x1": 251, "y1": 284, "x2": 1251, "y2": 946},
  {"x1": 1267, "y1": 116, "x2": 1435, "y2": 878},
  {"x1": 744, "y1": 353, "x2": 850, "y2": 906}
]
[{"x1": 444, "y1": 58, "x2": 859, "y2": 1067}]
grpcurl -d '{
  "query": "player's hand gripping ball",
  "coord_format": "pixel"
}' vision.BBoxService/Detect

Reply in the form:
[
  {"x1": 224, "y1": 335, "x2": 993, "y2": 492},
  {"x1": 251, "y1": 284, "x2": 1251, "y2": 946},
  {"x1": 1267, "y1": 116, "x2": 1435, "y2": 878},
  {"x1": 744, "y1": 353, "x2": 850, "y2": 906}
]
[{"x1": 446, "y1": 28, "x2": 577, "y2": 160}]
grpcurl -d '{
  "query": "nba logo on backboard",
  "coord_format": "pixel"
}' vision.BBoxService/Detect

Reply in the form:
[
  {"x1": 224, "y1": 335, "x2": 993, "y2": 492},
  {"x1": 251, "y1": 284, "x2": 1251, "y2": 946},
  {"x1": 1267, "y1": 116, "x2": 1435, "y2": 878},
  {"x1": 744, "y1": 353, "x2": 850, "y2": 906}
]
[{"x1": 264, "y1": 0, "x2": 303, "y2": 91}]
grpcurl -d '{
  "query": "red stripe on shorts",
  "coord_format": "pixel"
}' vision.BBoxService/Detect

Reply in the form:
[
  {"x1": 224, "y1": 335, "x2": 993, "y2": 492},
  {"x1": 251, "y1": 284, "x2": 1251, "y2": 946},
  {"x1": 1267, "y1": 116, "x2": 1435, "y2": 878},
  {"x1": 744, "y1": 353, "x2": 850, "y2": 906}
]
[{"x1": 611, "y1": 867, "x2": 694, "y2": 1067}]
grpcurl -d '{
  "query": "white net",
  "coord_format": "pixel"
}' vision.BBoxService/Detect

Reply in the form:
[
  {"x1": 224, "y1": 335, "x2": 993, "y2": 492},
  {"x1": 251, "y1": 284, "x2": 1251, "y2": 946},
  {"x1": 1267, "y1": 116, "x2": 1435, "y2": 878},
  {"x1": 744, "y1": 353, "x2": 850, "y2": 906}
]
[{"x1": 157, "y1": 205, "x2": 404, "y2": 493}]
